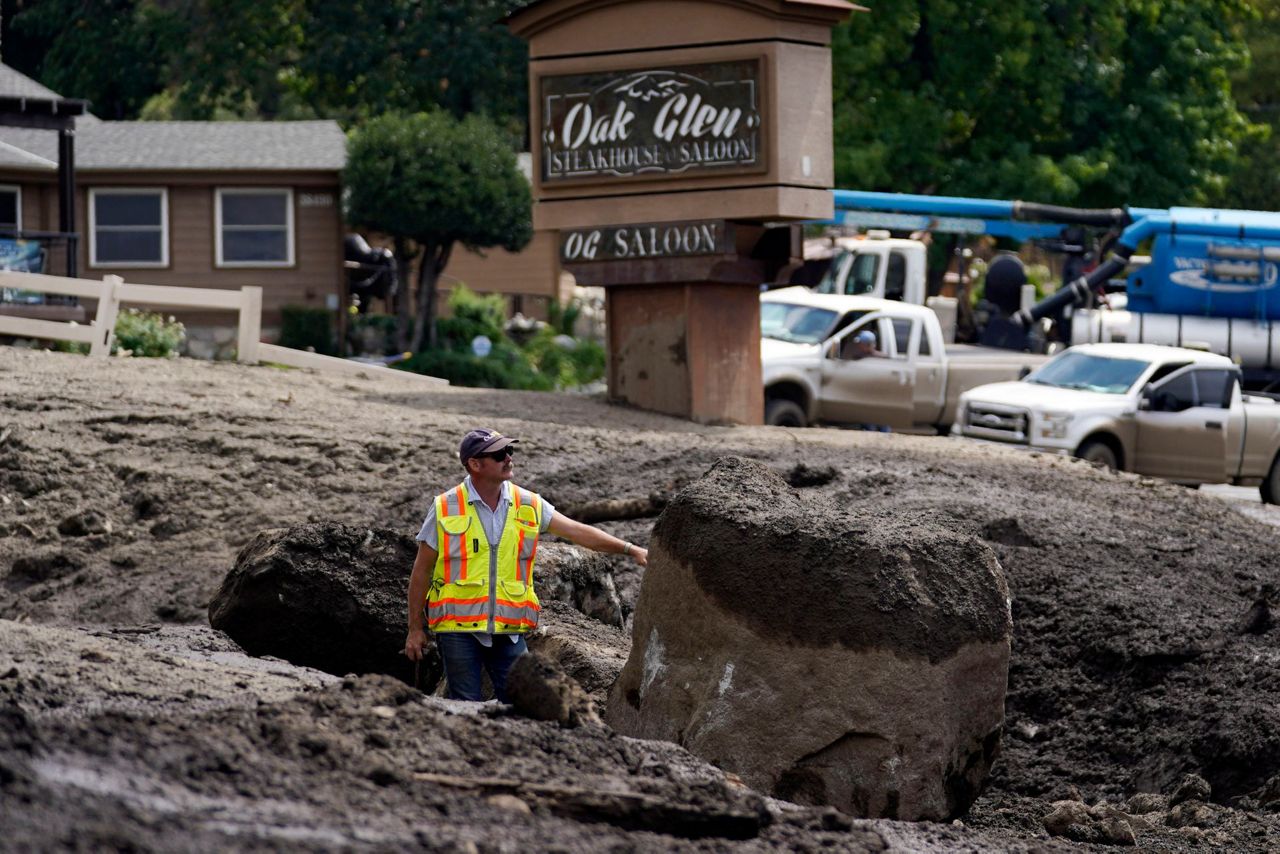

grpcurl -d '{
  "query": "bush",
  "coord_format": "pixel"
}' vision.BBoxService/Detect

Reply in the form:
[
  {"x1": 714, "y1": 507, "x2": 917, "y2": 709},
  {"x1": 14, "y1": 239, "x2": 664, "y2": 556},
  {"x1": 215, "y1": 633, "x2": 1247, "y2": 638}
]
[
  {"x1": 279, "y1": 305, "x2": 336, "y2": 354},
  {"x1": 347, "y1": 312, "x2": 398, "y2": 356},
  {"x1": 436, "y1": 285, "x2": 506, "y2": 347},
  {"x1": 51, "y1": 309, "x2": 185, "y2": 357},
  {"x1": 398, "y1": 345, "x2": 553, "y2": 391},
  {"x1": 395, "y1": 283, "x2": 605, "y2": 391}
]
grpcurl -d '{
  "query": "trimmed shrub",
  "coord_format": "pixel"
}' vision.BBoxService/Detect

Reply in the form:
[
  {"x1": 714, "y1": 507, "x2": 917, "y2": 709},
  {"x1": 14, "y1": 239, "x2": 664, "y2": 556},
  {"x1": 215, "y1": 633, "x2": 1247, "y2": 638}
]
[{"x1": 279, "y1": 305, "x2": 336, "y2": 355}]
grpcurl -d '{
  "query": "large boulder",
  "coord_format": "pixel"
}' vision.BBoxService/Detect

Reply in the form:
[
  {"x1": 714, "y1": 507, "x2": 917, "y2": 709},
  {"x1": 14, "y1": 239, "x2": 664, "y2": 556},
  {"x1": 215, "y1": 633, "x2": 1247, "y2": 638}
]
[
  {"x1": 209, "y1": 523, "x2": 426, "y2": 686},
  {"x1": 605, "y1": 457, "x2": 1012, "y2": 821}
]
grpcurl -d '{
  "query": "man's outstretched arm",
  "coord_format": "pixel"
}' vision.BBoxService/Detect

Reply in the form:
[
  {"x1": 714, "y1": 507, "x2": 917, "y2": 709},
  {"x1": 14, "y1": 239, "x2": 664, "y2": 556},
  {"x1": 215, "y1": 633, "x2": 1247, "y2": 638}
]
[{"x1": 548, "y1": 514, "x2": 648, "y2": 567}]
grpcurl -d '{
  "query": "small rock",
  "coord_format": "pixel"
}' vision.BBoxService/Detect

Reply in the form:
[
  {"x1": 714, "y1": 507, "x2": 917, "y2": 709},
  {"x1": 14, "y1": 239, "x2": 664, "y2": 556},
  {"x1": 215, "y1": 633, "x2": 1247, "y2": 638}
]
[
  {"x1": 1126, "y1": 792, "x2": 1167, "y2": 814},
  {"x1": 1255, "y1": 774, "x2": 1280, "y2": 805},
  {"x1": 365, "y1": 764, "x2": 401, "y2": 787},
  {"x1": 10, "y1": 552, "x2": 83, "y2": 584},
  {"x1": 785, "y1": 463, "x2": 838, "y2": 488},
  {"x1": 79, "y1": 649, "x2": 113, "y2": 663},
  {"x1": 1043, "y1": 800, "x2": 1090, "y2": 836},
  {"x1": 370, "y1": 705, "x2": 396, "y2": 719},
  {"x1": 1237, "y1": 597, "x2": 1273, "y2": 635},
  {"x1": 486, "y1": 793, "x2": 532, "y2": 815},
  {"x1": 1166, "y1": 800, "x2": 1215, "y2": 829},
  {"x1": 1170, "y1": 773, "x2": 1211, "y2": 806},
  {"x1": 57, "y1": 511, "x2": 112, "y2": 537}
]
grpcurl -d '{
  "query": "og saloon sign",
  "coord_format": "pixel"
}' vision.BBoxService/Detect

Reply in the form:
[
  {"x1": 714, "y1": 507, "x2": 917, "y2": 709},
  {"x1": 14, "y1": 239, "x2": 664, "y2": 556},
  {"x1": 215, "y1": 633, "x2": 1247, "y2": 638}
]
[
  {"x1": 561, "y1": 220, "x2": 732, "y2": 263},
  {"x1": 541, "y1": 60, "x2": 762, "y2": 182}
]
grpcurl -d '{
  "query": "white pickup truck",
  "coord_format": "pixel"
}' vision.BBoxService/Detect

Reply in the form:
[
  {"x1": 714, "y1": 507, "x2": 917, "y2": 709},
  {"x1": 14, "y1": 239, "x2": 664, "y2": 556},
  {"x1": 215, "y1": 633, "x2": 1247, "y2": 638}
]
[
  {"x1": 953, "y1": 342, "x2": 1280, "y2": 501},
  {"x1": 761, "y1": 287, "x2": 1047, "y2": 431}
]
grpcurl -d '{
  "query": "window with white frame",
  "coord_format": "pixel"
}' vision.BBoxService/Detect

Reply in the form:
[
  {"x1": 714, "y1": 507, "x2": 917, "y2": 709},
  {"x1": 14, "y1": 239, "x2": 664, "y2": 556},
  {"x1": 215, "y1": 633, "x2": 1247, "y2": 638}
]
[
  {"x1": 89, "y1": 188, "x2": 168, "y2": 267},
  {"x1": 0, "y1": 186, "x2": 19, "y2": 233},
  {"x1": 216, "y1": 188, "x2": 294, "y2": 267}
]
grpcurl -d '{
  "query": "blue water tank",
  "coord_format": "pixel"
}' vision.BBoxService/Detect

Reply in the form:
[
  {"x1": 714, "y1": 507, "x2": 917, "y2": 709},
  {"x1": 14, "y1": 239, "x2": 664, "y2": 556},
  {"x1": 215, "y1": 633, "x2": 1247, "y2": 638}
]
[{"x1": 1126, "y1": 230, "x2": 1280, "y2": 320}]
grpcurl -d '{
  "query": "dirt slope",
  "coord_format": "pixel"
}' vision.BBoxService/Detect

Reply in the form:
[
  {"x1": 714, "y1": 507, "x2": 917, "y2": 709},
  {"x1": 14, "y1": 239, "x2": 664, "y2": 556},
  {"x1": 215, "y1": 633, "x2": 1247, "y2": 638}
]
[{"x1": 2, "y1": 346, "x2": 1279, "y2": 851}]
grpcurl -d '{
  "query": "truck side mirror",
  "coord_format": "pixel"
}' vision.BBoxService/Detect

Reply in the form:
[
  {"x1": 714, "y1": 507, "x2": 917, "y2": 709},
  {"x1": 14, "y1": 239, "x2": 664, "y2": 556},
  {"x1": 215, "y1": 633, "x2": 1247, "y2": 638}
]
[
  {"x1": 1138, "y1": 384, "x2": 1155, "y2": 411},
  {"x1": 1018, "y1": 365, "x2": 1033, "y2": 380}
]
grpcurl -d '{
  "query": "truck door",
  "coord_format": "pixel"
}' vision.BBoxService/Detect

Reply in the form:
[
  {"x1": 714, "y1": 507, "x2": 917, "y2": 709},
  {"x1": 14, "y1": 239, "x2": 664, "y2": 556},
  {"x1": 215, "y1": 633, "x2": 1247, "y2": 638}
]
[
  {"x1": 1134, "y1": 367, "x2": 1232, "y2": 482},
  {"x1": 906, "y1": 318, "x2": 946, "y2": 426},
  {"x1": 818, "y1": 316, "x2": 914, "y2": 429}
]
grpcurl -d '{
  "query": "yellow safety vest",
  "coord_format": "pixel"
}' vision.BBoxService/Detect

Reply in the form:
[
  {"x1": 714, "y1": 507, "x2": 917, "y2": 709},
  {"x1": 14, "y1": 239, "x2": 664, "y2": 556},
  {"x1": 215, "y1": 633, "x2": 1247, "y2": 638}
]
[{"x1": 427, "y1": 481, "x2": 543, "y2": 634}]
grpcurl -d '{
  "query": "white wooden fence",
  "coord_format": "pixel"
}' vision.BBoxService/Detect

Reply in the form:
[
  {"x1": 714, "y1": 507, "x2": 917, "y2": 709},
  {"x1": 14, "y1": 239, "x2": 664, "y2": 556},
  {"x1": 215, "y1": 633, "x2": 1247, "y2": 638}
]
[{"x1": 0, "y1": 270, "x2": 446, "y2": 385}]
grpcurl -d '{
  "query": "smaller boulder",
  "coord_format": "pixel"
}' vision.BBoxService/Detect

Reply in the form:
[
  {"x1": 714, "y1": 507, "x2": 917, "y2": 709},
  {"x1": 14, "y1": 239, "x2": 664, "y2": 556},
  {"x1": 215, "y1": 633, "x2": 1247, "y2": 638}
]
[
  {"x1": 506, "y1": 651, "x2": 601, "y2": 728},
  {"x1": 1170, "y1": 773, "x2": 1211, "y2": 806}
]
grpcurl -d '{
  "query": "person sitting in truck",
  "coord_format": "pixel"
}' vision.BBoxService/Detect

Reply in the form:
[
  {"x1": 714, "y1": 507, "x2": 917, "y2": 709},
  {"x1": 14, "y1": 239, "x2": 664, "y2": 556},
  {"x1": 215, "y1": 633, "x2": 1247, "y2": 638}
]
[{"x1": 844, "y1": 329, "x2": 887, "y2": 360}]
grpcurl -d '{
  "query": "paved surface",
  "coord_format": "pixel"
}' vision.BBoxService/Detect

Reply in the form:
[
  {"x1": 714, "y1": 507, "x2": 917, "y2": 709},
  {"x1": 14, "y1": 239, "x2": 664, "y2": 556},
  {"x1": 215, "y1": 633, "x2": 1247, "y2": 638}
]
[{"x1": 1201, "y1": 483, "x2": 1280, "y2": 528}]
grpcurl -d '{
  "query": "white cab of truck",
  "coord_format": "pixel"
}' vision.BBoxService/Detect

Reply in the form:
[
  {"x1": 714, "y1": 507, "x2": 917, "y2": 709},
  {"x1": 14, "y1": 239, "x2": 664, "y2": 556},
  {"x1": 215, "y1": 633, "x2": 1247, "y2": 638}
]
[
  {"x1": 761, "y1": 287, "x2": 1046, "y2": 432},
  {"x1": 812, "y1": 235, "x2": 929, "y2": 303},
  {"x1": 954, "y1": 342, "x2": 1280, "y2": 501}
]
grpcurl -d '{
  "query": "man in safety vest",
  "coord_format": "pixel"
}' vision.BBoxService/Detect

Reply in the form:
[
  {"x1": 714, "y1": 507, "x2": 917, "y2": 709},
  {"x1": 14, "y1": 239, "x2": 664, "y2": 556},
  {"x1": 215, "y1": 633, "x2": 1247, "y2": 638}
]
[{"x1": 404, "y1": 427, "x2": 649, "y2": 702}]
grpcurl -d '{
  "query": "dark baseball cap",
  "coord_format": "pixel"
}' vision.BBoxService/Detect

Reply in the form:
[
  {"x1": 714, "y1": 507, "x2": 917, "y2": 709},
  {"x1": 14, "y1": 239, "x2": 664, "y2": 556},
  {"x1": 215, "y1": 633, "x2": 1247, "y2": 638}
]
[{"x1": 459, "y1": 428, "x2": 518, "y2": 463}]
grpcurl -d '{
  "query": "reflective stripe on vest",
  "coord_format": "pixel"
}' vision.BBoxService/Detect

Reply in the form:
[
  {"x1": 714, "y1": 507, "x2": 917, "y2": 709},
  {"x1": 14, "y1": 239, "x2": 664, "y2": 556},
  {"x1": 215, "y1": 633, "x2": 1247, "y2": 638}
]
[
  {"x1": 436, "y1": 485, "x2": 468, "y2": 584},
  {"x1": 512, "y1": 488, "x2": 539, "y2": 584}
]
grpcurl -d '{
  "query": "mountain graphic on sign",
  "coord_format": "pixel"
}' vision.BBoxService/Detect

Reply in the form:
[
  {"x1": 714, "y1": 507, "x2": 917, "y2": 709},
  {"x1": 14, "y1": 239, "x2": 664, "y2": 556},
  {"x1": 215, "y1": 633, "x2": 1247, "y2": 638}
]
[{"x1": 613, "y1": 74, "x2": 689, "y2": 102}]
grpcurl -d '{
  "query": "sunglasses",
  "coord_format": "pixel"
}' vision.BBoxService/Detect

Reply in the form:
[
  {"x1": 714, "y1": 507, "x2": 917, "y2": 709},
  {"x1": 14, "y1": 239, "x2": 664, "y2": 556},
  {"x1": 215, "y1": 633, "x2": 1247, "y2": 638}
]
[{"x1": 475, "y1": 448, "x2": 515, "y2": 462}]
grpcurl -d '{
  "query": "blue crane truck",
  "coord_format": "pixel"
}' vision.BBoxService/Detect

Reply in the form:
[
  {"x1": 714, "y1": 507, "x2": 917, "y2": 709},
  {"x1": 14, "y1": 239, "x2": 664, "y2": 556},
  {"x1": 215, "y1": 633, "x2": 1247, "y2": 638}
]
[{"x1": 829, "y1": 191, "x2": 1280, "y2": 391}]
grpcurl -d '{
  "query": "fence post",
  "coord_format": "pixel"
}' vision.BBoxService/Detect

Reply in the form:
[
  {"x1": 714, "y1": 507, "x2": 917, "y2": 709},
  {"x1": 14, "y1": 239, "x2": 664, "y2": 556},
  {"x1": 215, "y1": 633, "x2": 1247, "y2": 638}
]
[
  {"x1": 237, "y1": 286, "x2": 263, "y2": 364},
  {"x1": 89, "y1": 274, "x2": 123, "y2": 357}
]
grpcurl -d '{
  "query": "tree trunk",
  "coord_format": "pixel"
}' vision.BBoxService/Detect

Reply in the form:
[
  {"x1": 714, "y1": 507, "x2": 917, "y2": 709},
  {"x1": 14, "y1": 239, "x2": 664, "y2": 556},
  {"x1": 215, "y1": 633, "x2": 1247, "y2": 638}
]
[
  {"x1": 411, "y1": 241, "x2": 454, "y2": 353},
  {"x1": 393, "y1": 237, "x2": 415, "y2": 353}
]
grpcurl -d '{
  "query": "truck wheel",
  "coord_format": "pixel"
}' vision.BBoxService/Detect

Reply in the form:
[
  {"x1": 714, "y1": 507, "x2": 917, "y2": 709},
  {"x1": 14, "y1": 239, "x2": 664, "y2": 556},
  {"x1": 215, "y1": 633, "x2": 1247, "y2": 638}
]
[
  {"x1": 765, "y1": 399, "x2": 807, "y2": 428},
  {"x1": 1261, "y1": 455, "x2": 1280, "y2": 505},
  {"x1": 1076, "y1": 439, "x2": 1118, "y2": 470}
]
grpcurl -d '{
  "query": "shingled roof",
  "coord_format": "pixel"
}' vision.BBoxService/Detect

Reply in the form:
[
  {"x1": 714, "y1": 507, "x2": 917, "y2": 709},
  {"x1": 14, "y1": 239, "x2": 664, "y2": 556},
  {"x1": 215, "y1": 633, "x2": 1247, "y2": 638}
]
[
  {"x1": 0, "y1": 63, "x2": 345, "y2": 174},
  {"x1": 0, "y1": 121, "x2": 347, "y2": 172}
]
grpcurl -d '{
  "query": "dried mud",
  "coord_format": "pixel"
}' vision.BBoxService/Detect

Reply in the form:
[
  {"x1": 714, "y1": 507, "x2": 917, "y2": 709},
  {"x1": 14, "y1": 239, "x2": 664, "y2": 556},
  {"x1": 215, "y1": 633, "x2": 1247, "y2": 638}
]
[{"x1": 2, "y1": 346, "x2": 1279, "y2": 851}]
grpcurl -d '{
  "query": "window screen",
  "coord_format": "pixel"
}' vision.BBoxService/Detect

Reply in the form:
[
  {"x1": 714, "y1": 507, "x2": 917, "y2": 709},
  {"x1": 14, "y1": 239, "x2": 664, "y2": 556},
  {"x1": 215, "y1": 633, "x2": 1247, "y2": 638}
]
[
  {"x1": 91, "y1": 190, "x2": 166, "y2": 265},
  {"x1": 0, "y1": 188, "x2": 18, "y2": 231},
  {"x1": 218, "y1": 189, "x2": 292, "y2": 265}
]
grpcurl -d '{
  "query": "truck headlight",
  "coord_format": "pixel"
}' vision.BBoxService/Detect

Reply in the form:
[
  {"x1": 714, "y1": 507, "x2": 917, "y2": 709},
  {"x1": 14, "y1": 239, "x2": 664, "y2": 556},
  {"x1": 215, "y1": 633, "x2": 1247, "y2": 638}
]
[{"x1": 1039, "y1": 412, "x2": 1073, "y2": 439}]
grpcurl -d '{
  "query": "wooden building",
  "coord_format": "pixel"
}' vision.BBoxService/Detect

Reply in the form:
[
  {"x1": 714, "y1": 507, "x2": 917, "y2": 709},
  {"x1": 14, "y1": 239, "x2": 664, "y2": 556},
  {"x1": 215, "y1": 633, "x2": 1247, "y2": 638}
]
[{"x1": 0, "y1": 63, "x2": 345, "y2": 344}]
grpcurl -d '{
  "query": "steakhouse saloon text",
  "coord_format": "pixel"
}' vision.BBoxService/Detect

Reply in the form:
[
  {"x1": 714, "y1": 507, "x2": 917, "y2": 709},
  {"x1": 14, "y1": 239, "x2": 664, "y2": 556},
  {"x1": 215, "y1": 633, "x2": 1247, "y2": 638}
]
[{"x1": 541, "y1": 62, "x2": 761, "y2": 181}]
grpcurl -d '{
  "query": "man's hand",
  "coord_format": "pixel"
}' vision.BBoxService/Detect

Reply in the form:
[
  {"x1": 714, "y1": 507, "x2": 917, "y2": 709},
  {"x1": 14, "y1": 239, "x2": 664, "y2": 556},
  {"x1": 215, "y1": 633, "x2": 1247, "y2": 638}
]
[
  {"x1": 404, "y1": 627, "x2": 427, "y2": 661},
  {"x1": 630, "y1": 545, "x2": 649, "y2": 568}
]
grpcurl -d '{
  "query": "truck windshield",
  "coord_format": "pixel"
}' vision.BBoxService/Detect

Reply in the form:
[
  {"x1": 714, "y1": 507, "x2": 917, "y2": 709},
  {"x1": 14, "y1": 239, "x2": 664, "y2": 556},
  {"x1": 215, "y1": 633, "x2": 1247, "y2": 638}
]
[
  {"x1": 1023, "y1": 351, "x2": 1150, "y2": 394},
  {"x1": 847, "y1": 253, "x2": 879, "y2": 295},
  {"x1": 761, "y1": 303, "x2": 838, "y2": 344},
  {"x1": 813, "y1": 251, "x2": 851, "y2": 294}
]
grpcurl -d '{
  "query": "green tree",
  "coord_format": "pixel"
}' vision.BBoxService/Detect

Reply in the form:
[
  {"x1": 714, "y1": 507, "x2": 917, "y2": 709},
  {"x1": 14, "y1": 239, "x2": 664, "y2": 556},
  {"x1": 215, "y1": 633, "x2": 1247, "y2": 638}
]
[
  {"x1": 1215, "y1": 0, "x2": 1280, "y2": 209},
  {"x1": 295, "y1": 0, "x2": 528, "y2": 130},
  {"x1": 832, "y1": 0, "x2": 1258, "y2": 208},
  {"x1": 344, "y1": 111, "x2": 532, "y2": 352},
  {"x1": 9, "y1": 0, "x2": 173, "y2": 119}
]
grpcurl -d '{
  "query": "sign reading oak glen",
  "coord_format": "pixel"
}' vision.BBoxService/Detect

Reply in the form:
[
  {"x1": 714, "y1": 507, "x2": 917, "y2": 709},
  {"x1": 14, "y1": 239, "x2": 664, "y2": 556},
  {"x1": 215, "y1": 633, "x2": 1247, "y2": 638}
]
[
  {"x1": 561, "y1": 220, "x2": 732, "y2": 263},
  {"x1": 541, "y1": 60, "x2": 762, "y2": 182}
]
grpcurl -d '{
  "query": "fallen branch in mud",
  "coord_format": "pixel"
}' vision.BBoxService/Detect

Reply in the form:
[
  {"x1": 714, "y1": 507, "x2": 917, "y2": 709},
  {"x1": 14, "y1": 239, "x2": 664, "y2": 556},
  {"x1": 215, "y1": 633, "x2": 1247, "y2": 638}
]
[
  {"x1": 559, "y1": 494, "x2": 670, "y2": 523},
  {"x1": 411, "y1": 772, "x2": 765, "y2": 840}
]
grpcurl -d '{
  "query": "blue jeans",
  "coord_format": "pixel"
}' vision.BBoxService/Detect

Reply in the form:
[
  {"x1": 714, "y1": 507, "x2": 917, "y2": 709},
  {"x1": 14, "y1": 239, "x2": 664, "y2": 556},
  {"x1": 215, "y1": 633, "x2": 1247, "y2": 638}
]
[{"x1": 434, "y1": 633, "x2": 528, "y2": 702}]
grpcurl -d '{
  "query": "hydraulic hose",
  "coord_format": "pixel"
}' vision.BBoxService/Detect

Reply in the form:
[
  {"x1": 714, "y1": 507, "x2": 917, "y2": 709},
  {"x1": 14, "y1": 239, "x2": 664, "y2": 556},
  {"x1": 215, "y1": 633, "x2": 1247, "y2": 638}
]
[{"x1": 1014, "y1": 249, "x2": 1133, "y2": 327}]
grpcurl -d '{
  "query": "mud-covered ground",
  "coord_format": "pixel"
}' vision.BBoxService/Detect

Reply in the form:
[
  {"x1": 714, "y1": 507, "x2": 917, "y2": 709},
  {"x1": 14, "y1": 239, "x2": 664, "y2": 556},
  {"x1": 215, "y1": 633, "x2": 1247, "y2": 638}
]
[{"x1": 2, "y1": 346, "x2": 1279, "y2": 851}]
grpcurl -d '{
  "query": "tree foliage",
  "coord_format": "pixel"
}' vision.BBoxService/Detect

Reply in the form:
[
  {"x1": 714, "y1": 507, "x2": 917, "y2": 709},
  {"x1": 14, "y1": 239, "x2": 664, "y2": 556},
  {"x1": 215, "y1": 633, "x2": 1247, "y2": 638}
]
[
  {"x1": 344, "y1": 111, "x2": 532, "y2": 352},
  {"x1": 3, "y1": 0, "x2": 529, "y2": 126},
  {"x1": 832, "y1": 0, "x2": 1259, "y2": 207},
  {"x1": 1214, "y1": 0, "x2": 1280, "y2": 210}
]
